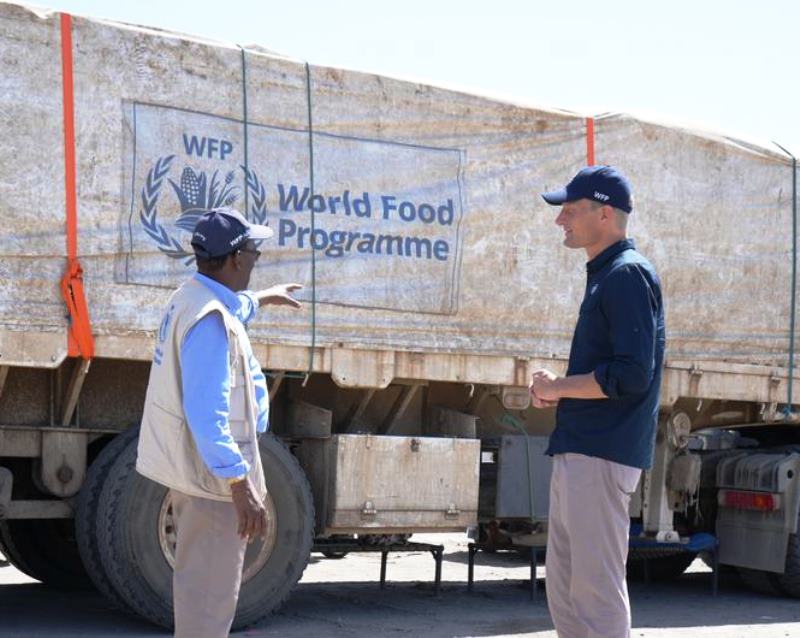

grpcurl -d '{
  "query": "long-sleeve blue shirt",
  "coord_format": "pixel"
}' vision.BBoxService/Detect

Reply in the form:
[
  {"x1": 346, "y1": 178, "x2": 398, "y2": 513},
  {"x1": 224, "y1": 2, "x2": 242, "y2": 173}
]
[
  {"x1": 546, "y1": 239, "x2": 665, "y2": 470},
  {"x1": 180, "y1": 273, "x2": 269, "y2": 478}
]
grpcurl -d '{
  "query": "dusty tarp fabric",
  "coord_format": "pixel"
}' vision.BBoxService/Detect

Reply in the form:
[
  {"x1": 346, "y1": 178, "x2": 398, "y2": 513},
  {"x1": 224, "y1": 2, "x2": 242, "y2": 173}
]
[{"x1": 0, "y1": 2, "x2": 796, "y2": 367}]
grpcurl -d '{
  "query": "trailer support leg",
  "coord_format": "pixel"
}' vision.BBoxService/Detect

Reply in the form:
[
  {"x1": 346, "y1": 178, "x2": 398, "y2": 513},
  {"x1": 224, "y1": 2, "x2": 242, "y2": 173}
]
[
  {"x1": 431, "y1": 547, "x2": 442, "y2": 596},
  {"x1": 380, "y1": 550, "x2": 388, "y2": 589},
  {"x1": 467, "y1": 544, "x2": 476, "y2": 592}
]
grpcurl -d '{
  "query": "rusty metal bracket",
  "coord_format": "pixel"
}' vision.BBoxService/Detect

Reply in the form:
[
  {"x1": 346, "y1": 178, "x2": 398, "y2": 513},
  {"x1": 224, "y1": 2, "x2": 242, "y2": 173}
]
[
  {"x1": 60, "y1": 358, "x2": 91, "y2": 426},
  {"x1": 342, "y1": 388, "x2": 376, "y2": 433},
  {"x1": 379, "y1": 384, "x2": 421, "y2": 435},
  {"x1": 40, "y1": 430, "x2": 87, "y2": 497},
  {"x1": 268, "y1": 371, "x2": 285, "y2": 401}
]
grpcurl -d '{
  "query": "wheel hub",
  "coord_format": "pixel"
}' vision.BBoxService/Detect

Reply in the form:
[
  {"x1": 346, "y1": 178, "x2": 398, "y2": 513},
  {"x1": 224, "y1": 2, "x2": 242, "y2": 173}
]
[{"x1": 157, "y1": 490, "x2": 278, "y2": 583}]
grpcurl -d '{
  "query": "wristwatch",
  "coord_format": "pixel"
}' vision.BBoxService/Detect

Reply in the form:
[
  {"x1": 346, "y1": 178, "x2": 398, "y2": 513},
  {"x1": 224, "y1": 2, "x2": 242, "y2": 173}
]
[{"x1": 227, "y1": 475, "x2": 247, "y2": 487}]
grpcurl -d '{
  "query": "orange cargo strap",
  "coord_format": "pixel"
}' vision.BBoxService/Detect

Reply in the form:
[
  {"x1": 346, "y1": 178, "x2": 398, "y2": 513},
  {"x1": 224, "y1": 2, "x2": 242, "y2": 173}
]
[
  {"x1": 59, "y1": 13, "x2": 94, "y2": 360},
  {"x1": 586, "y1": 117, "x2": 595, "y2": 166}
]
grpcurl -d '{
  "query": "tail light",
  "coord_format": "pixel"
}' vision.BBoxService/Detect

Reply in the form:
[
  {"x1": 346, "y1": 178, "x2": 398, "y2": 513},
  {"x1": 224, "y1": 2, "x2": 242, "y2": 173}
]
[{"x1": 718, "y1": 489, "x2": 780, "y2": 511}]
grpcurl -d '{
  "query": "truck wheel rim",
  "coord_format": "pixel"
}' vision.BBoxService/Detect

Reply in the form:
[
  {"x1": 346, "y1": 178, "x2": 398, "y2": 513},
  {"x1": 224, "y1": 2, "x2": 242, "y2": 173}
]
[{"x1": 157, "y1": 491, "x2": 278, "y2": 583}]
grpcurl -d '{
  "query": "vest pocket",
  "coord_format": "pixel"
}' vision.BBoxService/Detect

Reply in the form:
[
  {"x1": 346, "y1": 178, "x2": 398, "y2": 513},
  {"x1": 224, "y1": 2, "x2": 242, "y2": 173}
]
[
  {"x1": 228, "y1": 384, "x2": 250, "y2": 434},
  {"x1": 148, "y1": 402, "x2": 184, "y2": 458},
  {"x1": 147, "y1": 402, "x2": 229, "y2": 495}
]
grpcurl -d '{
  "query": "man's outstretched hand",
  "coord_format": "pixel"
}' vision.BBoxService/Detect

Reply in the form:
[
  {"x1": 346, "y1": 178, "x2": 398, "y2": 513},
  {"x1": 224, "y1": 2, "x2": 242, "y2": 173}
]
[{"x1": 254, "y1": 283, "x2": 303, "y2": 308}]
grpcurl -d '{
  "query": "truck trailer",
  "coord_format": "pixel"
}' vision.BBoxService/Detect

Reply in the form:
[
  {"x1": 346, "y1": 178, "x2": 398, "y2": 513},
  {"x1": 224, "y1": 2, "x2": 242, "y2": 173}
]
[{"x1": 1, "y1": 1, "x2": 799, "y2": 629}]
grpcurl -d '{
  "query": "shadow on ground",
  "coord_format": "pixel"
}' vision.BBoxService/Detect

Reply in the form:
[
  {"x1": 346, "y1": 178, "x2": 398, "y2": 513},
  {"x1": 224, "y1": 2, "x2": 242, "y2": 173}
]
[
  {"x1": 444, "y1": 548, "x2": 533, "y2": 567},
  {"x1": 2, "y1": 568, "x2": 800, "y2": 637}
]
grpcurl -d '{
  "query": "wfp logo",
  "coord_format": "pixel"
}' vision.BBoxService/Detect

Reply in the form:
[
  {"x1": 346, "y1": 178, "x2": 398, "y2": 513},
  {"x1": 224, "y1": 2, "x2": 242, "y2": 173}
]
[
  {"x1": 139, "y1": 155, "x2": 269, "y2": 262},
  {"x1": 158, "y1": 304, "x2": 174, "y2": 343},
  {"x1": 153, "y1": 303, "x2": 174, "y2": 366}
]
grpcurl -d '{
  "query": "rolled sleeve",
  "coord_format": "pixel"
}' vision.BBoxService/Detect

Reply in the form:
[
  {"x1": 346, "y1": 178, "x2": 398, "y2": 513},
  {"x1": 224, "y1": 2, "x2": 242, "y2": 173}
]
[
  {"x1": 597, "y1": 266, "x2": 657, "y2": 399},
  {"x1": 180, "y1": 312, "x2": 250, "y2": 478},
  {"x1": 250, "y1": 354, "x2": 270, "y2": 433},
  {"x1": 237, "y1": 292, "x2": 269, "y2": 431},
  {"x1": 237, "y1": 291, "x2": 259, "y2": 325}
]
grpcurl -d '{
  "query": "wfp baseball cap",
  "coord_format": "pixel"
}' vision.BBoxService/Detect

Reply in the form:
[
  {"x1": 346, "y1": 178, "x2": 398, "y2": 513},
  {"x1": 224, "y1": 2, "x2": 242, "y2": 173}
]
[
  {"x1": 541, "y1": 165, "x2": 633, "y2": 213},
  {"x1": 191, "y1": 208, "x2": 273, "y2": 259}
]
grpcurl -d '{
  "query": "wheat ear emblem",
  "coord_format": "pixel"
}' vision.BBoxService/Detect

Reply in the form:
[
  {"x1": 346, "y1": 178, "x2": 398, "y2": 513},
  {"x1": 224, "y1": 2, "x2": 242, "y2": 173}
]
[{"x1": 139, "y1": 155, "x2": 193, "y2": 263}]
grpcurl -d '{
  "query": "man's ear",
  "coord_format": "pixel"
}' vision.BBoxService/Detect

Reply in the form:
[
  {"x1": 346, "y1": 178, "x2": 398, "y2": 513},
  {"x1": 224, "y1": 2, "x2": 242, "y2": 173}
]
[{"x1": 229, "y1": 251, "x2": 243, "y2": 271}]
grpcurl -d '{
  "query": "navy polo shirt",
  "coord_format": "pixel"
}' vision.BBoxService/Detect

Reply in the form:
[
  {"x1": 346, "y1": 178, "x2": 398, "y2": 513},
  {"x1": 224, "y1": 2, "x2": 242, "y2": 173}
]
[{"x1": 546, "y1": 239, "x2": 665, "y2": 470}]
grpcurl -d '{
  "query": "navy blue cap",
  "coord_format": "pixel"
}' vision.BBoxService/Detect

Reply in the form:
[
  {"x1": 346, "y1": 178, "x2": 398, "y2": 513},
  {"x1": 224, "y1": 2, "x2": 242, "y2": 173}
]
[
  {"x1": 542, "y1": 165, "x2": 633, "y2": 213},
  {"x1": 191, "y1": 208, "x2": 274, "y2": 259}
]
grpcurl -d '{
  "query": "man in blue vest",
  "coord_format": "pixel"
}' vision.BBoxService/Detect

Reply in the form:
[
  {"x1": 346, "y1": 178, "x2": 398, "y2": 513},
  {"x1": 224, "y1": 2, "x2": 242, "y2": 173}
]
[{"x1": 531, "y1": 166, "x2": 665, "y2": 638}]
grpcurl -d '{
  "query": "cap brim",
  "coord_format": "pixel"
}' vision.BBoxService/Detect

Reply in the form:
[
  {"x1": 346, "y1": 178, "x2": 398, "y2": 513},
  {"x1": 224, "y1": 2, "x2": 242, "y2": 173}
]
[
  {"x1": 541, "y1": 188, "x2": 567, "y2": 206},
  {"x1": 247, "y1": 223, "x2": 274, "y2": 240}
]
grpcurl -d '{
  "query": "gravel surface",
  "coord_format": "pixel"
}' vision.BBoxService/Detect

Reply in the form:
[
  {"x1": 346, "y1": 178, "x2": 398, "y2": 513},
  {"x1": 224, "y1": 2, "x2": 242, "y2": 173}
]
[{"x1": 2, "y1": 534, "x2": 799, "y2": 637}]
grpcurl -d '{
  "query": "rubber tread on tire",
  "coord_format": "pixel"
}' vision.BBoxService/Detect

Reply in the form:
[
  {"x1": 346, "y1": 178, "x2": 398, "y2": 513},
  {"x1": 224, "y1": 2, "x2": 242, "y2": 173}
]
[
  {"x1": 0, "y1": 518, "x2": 92, "y2": 589},
  {"x1": 95, "y1": 432, "x2": 315, "y2": 631},
  {"x1": 769, "y1": 526, "x2": 800, "y2": 596},
  {"x1": 75, "y1": 427, "x2": 140, "y2": 609}
]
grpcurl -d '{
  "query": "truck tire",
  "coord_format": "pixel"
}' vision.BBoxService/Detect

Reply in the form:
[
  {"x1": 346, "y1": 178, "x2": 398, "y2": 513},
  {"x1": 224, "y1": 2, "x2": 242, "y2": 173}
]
[
  {"x1": 737, "y1": 509, "x2": 800, "y2": 598},
  {"x1": 95, "y1": 432, "x2": 314, "y2": 631},
  {"x1": 75, "y1": 427, "x2": 139, "y2": 609},
  {"x1": 319, "y1": 534, "x2": 355, "y2": 559},
  {"x1": 0, "y1": 518, "x2": 91, "y2": 589},
  {"x1": 769, "y1": 527, "x2": 800, "y2": 596},
  {"x1": 233, "y1": 434, "x2": 315, "y2": 630},
  {"x1": 626, "y1": 551, "x2": 696, "y2": 581},
  {"x1": 737, "y1": 567, "x2": 783, "y2": 596}
]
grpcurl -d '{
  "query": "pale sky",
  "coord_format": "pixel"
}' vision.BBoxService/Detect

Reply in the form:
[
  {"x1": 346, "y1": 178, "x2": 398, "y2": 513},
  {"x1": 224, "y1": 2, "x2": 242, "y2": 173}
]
[{"x1": 33, "y1": 0, "x2": 800, "y2": 156}]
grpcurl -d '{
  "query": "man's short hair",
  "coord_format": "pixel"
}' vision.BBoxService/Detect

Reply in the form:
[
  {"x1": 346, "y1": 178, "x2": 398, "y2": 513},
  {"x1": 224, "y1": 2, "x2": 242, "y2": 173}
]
[
  {"x1": 613, "y1": 208, "x2": 629, "y2": 230},
  {"x1": 195, "y1": 252, "x2": 231, "y2": 272},
  {"x1": 587, "y1": 200, "x2": 629, "y2": 230}
]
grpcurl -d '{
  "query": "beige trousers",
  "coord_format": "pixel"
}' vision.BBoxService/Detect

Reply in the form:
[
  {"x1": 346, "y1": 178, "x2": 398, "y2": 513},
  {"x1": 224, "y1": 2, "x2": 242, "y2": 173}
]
[
  {"x1": 171, "y1": 490, "x2": 247, "y2": 638},
  {"x1": 545, "y1": 453, "x2": 642, "y2": 638}
]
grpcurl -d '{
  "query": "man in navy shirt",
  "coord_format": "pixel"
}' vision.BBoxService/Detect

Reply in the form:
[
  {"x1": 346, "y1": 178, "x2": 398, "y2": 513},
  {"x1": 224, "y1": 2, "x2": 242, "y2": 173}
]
[{"x1": 531, "y1": 166, "x2": 664, "y2": 638}]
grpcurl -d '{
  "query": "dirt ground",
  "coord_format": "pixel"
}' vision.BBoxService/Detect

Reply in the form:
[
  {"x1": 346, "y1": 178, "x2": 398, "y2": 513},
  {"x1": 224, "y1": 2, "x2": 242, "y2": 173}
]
[{"x1": 2, "y1": 533, "x2": 799, "y2": 637}]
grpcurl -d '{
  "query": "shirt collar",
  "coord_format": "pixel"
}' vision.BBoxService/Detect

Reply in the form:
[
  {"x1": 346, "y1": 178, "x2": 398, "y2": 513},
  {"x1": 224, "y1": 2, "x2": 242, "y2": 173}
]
[
  {"x1": 586, "y1": 238, "x2": 635, "y2": 275},
  {"x1": 193, "y1": 272, "x2": 241, "y2": 313}
]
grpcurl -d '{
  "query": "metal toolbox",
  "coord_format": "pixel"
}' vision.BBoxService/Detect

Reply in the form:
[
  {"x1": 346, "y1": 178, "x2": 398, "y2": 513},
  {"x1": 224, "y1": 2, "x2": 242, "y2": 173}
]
[
  {"x1": 479, "y1": 435, "x2": 552, "y2": 522},
  {"x1": 297, "y1": 434, "x2": 480, "y2": 534}
]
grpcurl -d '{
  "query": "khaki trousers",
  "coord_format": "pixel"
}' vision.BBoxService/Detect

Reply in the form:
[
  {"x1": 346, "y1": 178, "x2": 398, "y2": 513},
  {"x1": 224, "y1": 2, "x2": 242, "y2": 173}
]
[
  {"x1": 171, "y1": 490, "x2": 247, "y2": 638},
  {"x1": 545, "y1": 453, "x2": 641, "y2": 638}
]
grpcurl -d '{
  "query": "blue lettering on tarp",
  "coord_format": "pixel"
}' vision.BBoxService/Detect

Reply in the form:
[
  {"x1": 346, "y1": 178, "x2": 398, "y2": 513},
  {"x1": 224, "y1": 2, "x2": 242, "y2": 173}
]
[
  {"x1": 279, "y1": 183, "x2": 455, "y2": 225},
  {"x1": 182, "y1": 134, "x2": 233, "y2": 160},
  {"x1": 278, "y1": 184, "x2": 309, "y2": 210},
  {"x1": 275, "y1": 183, "x2": 456, "y2": 262},
  {"x1": 382, "y1": 196, "x2": 454, "y2": 225},
  {"x1": 278, "y1": 184, "x2": 371, "y2": 218},
  {"x1": 278, "y1": 217, "x2": 449, "y2": 262}
]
